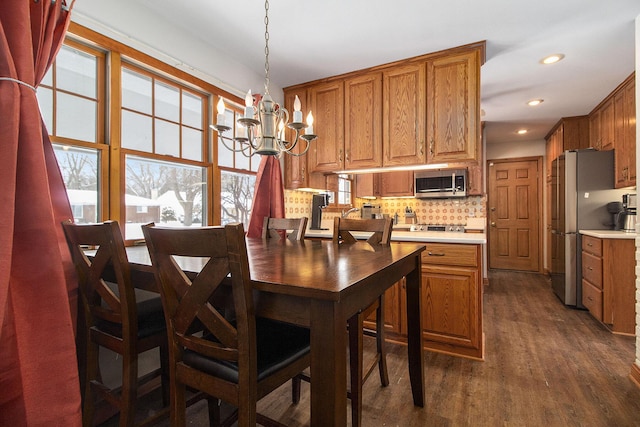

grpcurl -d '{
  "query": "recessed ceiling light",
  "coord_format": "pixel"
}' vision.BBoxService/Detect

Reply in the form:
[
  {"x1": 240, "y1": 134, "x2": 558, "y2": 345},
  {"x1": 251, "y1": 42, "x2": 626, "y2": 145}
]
[
  {"x1": 541, "y1": 54, "x2": 565, "y2": 65},
  {"x1": 527, "y1": 99, "x2": 544, "y2": 106},
  {"x1": 517, "y1": 129, "x2": 528, "y2": 135}
]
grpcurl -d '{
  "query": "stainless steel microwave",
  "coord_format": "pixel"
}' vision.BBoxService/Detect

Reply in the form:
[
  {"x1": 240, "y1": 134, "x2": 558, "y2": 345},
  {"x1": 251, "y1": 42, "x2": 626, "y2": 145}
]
[{"x1": 414, "y1": 169, "x2": 467, "y2": 198}]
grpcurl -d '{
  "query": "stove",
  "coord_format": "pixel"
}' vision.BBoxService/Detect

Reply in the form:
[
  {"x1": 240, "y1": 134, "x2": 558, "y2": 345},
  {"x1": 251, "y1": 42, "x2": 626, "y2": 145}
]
[{"x1": 410, "y1": 224, "x2": 465, "y2": 232}]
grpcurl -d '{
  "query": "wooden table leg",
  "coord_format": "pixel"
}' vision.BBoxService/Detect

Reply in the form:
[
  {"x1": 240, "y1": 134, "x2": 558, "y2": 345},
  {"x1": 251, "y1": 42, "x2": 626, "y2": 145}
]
[
  {"x1": 405, "y1": 256, "x2": 425, "y2": 407},
  {"x1": 310, "y1": 300, "x2": 347, "y2": 427}
]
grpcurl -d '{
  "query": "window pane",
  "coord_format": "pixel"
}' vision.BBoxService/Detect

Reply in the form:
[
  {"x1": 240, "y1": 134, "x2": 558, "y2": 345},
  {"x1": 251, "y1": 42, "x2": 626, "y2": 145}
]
[
  {"x1": 218, "y1": 136, "x2": 234, "y2": 167},
  {"x1": 125, "y1": 155, "x2": 206, "y2": 240},
  {"x1": 182, "y1": 127, "x2": 202, "y2": 161},
  {"x1": 41, "y1": 66, "x2": 52, "y2": 86},
  {"x1": 154, "y1": 80, "x2": 179, "y2": 121},
  {"x1": 235, "y1": 148, "x2": 250, "y2": 171},
  {"x1": 182, "y1": 92, "x2": 202, "y2": 128},
  {"x1": 56, "y1": 45, "x2": 97, "y2": 98},
  {"x1": 122, "y1": 68, "x2": 152, "y2": 114},
  {"x1": 155, "y1": 119, "x2": 179, "y2": 157},
  {"x1": 221, "y1": 170, "x2": 255, "y2": 228},
  {"x1": 56, "y1": 92, "x2": 97, "y2": 142},
  {"x1": 121, "y1": 110, "x2": 152, "y2": 152},
  {"x1": 37, "y1": 87, "x2": 53, "y2": 133},
  {"x1": 54, "y1": 144, "x2": 99, "y2": 223}
]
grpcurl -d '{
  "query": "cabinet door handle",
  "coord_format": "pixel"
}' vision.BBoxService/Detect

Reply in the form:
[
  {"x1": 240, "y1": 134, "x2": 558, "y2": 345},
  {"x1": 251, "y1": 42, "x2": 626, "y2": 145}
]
[
  {"x1": 587, "y1": 266, "x2": 593, "y2": 271},
  {"x1": 427, "y1": 251, "x2": 446, "y2": 257},
  {"x1": 429, "y1": 139, "x2": 434, "y2": 157},
  {"x1": 339, "y1": 148, "x2": 343, "y2": 163},
  {"x1": 345, "y1": 149, "x2": 350, "y2": 162}
]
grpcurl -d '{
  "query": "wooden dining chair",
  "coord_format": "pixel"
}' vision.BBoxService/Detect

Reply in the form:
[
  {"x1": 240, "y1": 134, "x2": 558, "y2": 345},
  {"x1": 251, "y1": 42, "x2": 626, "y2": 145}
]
[
  {"x1": 142, "y1": 222, "x2": 311, "y2": 427},
  {"x1": 261, "y1": 216, "x2": 308, "y2": 241},
  {"x1": 61, "y1": 220, "x2": 169, "y2": 427},
  {"x1": 333, "y1": 216, "x2": 393, "y2": 427}
]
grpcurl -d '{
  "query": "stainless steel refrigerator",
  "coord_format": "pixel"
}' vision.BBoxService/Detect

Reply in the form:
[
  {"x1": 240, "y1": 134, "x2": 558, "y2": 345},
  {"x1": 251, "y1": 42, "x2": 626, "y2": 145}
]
[{"x1": 550, "y1": 149, "x2": 626, "y2": 307}]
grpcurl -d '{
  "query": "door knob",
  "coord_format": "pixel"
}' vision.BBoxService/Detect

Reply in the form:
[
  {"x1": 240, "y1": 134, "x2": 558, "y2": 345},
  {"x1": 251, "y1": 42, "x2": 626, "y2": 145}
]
[
  {"x1": 490, "y1": 207, "x2": 496, "y2": 211},
  {"x1": 491, "y1": 221, "x2": 496, "y2": 227}
]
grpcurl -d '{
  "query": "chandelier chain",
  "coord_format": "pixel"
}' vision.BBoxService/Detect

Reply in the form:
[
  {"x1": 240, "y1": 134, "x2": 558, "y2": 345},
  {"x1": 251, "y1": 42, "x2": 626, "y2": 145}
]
[{"x1": 264, "y1": 0, "x2": 270, "y2": 95}]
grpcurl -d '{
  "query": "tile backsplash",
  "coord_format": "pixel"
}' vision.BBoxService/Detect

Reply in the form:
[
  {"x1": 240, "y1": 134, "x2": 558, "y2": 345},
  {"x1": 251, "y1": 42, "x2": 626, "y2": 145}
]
[{"x1": 284, "y1": 190, "x2": 486, "y2": 225}]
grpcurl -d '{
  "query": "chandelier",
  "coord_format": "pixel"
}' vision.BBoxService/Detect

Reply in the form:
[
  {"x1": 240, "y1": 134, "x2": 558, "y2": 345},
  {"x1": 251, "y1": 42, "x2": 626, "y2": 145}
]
[{"x1": 211, "y1": 0, "x2": 317, "y2": 157}]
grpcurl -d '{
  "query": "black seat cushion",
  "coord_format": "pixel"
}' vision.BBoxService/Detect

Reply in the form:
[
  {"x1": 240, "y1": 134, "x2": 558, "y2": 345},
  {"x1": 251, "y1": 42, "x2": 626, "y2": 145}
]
[
  {"x1": 96, "y1": 285, "x2": 166, "y2": 339},
  {"x1": 182, "y1": 318, "x2": 310, "y2": 383}
]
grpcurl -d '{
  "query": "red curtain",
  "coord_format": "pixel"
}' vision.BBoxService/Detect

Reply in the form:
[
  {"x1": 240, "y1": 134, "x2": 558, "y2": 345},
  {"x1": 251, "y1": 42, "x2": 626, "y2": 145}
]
[
  {"x1": 246, "y1": 156, "x2": 286, "y2": 238},
  {"x1": 0, "y1": 1, "x2": 81, "y2": 425}
]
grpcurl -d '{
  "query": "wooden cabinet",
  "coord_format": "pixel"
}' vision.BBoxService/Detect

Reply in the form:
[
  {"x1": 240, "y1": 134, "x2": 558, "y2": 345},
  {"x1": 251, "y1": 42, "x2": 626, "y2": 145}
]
[
  {"x1": 362, "y1": 241, "x2": 484, "y2": 360},
  {"x1": 588, "y1": 98, "x2": 613, "y2": 151},
  {"x1": 614, "y1": 77, "x2": 636, "y2": 187},
  {"x1": 379, "y1": 171, "x2": 414, "y2": 197},
  {"x1": 588, "y1": 73, "x2": 636, "y2": 188},
  {"x1": 344, "y1": 72, "x2": 383, "y2": 169},
  {"x1": 355, "y1": 171, "x2": 414, "y2": 198},
  {"x1": 355, "y1": 174, "x2": 379, "y2": 198},
  {"x1": 382, "y1": 63, "x2": 426, "y2": 166},
  {"x1": 545, "y1": 116, "x2": 589, "y2": 181},
  {"x1": 426, "y1": 50, "x2": 480, "y2": 164},
  {"x1": 363, "y1": 278, "x2": 406, "y2": 336},
  {"x1": 421, "y1": 242, "x2": 484, "y2": 359},
  {"x1": 285, "y1": 42, "x2": 484, "y2": 182},
  {"x1": 308, "y1": 80, "x2": 344, "y2": 172},
  {"x1": 581, "y1": 234, "x2": 635, "y2": 335}
]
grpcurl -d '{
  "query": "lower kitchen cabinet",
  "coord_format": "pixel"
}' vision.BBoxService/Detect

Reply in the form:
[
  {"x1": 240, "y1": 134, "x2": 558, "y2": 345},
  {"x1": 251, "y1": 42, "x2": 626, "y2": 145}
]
[
  {"x1": 581, "y1": 234, "x2": 635, "y2": 335},
  {"x1": 363, "y1": 277, "x2": 405, "y2": 336},
  {"x1": 421, "y1": 243, "x2": 484, "y2": 359},
  {"x1": 364, "y1": 242, "x2": 484, "y2": 360}
]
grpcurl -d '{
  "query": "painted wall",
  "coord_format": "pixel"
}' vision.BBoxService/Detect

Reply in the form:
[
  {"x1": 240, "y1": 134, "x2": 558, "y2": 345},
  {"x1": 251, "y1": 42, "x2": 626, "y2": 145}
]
[
  {"x1": 71, "y1": 0, "x2": 272, "y2": 102},
  {"x1": 486, "y1": 139, "x2": 546, "y2": 161}
]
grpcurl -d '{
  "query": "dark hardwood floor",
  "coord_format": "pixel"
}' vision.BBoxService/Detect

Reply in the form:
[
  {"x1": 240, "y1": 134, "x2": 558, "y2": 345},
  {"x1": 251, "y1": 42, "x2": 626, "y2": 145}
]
[{"x1": 105, "y1": 270, "x2": 640, "y2": 426}]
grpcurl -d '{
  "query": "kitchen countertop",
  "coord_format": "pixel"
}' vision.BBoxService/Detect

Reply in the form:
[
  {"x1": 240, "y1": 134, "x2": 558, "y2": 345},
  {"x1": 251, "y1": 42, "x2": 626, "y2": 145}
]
[
  {"x1": 305, "y1": 227, "x2": 486, "y2": 244},
  {"x1": 579, "y1": 229, "x2": 637, "y2": 239}
]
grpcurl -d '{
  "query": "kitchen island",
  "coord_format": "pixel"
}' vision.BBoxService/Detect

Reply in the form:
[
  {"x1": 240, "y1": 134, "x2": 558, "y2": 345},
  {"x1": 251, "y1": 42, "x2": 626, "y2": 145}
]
[{"x1": 307, "y1": 223, "x2": 487, "y2": 360}]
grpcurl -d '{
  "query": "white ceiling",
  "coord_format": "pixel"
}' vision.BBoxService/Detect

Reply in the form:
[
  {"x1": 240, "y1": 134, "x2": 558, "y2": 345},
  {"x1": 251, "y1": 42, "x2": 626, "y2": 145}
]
[{"x1": 74, "y1": 0, "x2": 640, "y2": 145}]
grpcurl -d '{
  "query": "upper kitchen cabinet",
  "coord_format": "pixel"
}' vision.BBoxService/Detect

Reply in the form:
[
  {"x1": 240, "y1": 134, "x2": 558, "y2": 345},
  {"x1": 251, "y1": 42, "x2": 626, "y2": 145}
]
[
  {"x1": 590, "y1": 98, "x2": 614, "y2": 151},
  {"x1": 545, "y1": 116, "x2": 589, "y2": 181},
  {"x1": 308, "y1": 80, "x2": 344, "y2": 172},
  {"x1": 382, "y1": 63, "x2": 426, "y2": 166},
  {"x1": 426, "y1": 50, "x2": 481, "y2": 164},
  {"x1": 613, "y1": 76, "x2": 635, "y2": 188},
  {"x1": 588, "y1": 72, "x2": 635, "y2": 188},
  {"x1": 344, "y1": 72, "x2": 383, "y2": 169}
]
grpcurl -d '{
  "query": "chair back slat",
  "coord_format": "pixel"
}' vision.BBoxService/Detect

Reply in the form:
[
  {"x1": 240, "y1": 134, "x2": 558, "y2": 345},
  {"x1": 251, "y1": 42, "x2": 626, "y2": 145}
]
[
  {"x1": 262, "y1": 217, "x2": 308, "y2": 241},
  {"x1": 333, "y1": 217, "x2": 393, "y2": 246},
  {"x1": 143, "y1": 223, "x2": 254, "y2": 365}
]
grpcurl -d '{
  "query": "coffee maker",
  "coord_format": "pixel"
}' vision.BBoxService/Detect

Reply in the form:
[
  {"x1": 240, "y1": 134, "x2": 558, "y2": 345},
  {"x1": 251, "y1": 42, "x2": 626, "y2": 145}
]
[
  {"x1": 310, "y1": 193, "x2": 330, "y2": 230},
  {"x1": 620, "y1": 193, "x2": 637, "y2": 232},
  {"x1": 607, "y1": 201, "x2": 624, "y2": 230}
]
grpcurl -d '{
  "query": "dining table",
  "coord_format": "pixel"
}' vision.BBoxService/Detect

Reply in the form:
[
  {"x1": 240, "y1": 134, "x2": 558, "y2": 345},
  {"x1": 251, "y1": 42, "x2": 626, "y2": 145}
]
[{"x1": 121, "y1": 236, "x2": 426, "y2": 427}]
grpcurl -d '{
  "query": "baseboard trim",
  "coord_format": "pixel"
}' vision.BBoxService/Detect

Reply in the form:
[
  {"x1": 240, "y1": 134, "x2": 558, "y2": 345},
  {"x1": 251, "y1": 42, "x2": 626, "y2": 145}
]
[{"x1": 630, "y1": 362, "x2": 640, "y2": 390}]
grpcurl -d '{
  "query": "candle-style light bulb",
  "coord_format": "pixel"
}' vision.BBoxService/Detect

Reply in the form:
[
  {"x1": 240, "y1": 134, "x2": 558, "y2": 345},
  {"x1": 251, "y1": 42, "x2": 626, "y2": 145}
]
[
  {"x1": 293, "y1": 95, "x2": 302, "y2": 123},
  {"x1": 306, "y1": 111, "x2": 314, "y2": 135},
  {"x1": 216, "y1": 97, "x2": 226, "y2": 126},
  {"x1": 244, "y1": 90, "x2": 254, "y2": 118}
]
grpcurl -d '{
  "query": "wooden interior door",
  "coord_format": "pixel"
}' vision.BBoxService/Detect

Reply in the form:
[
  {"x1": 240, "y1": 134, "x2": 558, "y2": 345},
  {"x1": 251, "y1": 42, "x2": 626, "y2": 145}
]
[{"x1": 488, "y1": 157, "x2": 542, "y2": 272}]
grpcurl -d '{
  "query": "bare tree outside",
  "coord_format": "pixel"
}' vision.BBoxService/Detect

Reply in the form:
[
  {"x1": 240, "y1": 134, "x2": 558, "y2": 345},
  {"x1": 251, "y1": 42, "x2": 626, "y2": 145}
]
[
  {"x1": 55, "y1": 146, "x2": 98, "y2": 191},
  {"x1": 221, "y1": 170, "x2": 255, "y2": 226}
]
